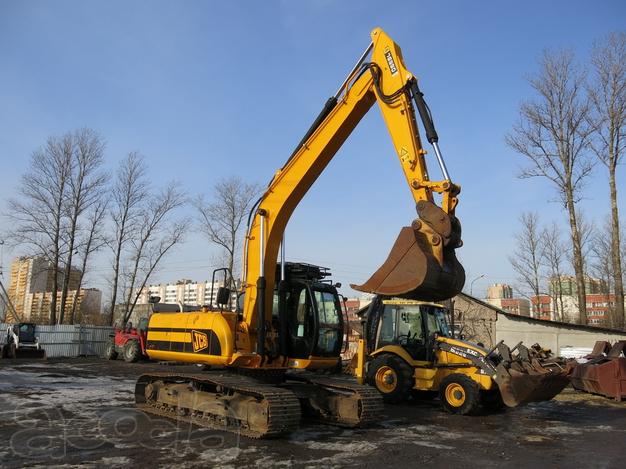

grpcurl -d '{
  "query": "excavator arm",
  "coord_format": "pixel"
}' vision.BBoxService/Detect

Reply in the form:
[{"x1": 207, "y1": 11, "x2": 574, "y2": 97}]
[{"x1": 241, "y1": 27, "x2": 465, "y2": 354}]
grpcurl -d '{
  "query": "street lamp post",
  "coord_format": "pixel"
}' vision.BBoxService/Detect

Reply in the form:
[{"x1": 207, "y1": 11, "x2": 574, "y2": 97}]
[{"x1": 470, "y1": 274, "x2": 485, "y2": 297}]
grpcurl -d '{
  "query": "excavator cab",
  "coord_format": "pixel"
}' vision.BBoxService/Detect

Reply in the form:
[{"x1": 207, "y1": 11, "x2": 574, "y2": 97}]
[{"x1": 274, "y1": 263, "x2": 344, "y2": 360}]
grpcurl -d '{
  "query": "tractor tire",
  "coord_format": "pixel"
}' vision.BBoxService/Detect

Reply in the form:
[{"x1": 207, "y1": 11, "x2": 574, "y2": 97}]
[
  {"x1": 367, "y1": 354, "x2": 414, "y2": 404},
  {"x1": 439, "y1": 373, "x2": 481, "y2": 415},
  {"x1": 105, "y1": 341, "x2": 118, "y2": 360},
  {"x1": 123, "y1": 340, "x2": 141, "y2": 363},
  {"x1": 481, "y1": 388, "x2": 505, "y2": 412}
]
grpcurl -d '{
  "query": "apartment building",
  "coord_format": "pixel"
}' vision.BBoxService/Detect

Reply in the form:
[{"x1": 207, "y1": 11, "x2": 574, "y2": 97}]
[{"x1": 5, "y1": 256, "x2": 101, "y2": 324}]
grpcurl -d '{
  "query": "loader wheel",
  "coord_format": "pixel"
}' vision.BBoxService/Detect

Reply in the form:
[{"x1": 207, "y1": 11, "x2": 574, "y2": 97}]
[
  {"x1": 105, "y1": 341, "x2": 118, "y2": 360},
  {"x1": 1, "y1": 344, "x2": 14, "y2": 359},
  {"x1": 123, "y1": 340, "x2": 141, "y2": 363},
  {"x1": 439, "y1": 374, "x2": 480, "y2": 415},
  {"x1": 367, "y1": 354, "x2": 413, "y2": 403}
]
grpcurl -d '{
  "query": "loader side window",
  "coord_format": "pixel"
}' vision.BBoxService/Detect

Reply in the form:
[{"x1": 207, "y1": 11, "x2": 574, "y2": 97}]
[{"x1": 377, "y1": 307, "x2": 396, "y2": 347}]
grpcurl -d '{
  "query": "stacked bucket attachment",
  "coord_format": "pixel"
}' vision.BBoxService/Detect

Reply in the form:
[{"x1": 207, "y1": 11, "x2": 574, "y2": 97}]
[
  {"x1": 351, "y1": 200, "x2": 465, "y2": 301},
  {"x1": 491, "y1": 342, "x2": 571, "y2": 407},
  {"x1": 570, "y1": 340, "x2": 626, "y2": 402}
]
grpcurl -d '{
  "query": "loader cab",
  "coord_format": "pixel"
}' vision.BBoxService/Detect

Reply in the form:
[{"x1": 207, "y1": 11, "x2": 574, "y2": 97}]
[
  {"x1": 274, "y1": 263, "x2": 344, "y2": 359},
  {"x1": 370, "y1": 299, "x2": 449, "y2": 362},
  {"x1": 13, "y1": 323, "x2": 37, "y2": 344}
]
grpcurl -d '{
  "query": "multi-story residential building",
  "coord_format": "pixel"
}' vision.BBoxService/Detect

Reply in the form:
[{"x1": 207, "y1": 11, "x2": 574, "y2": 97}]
[
  {"x1": 133, "y1": 279, "x2": 238, "y2": 307},
  {"x1": 343, "y1": 298, "x2": 361, "y2": 322},
  {"x1": 486, "y1": 283, "x2": 513, "y2": 300},
  {"x1": 484, "y1": 283, "x2": 530, "y2": 317},
  {"x1": 549, "y1": 275, "x2": 605, "y2": 296},
  {"x1": 532, "y1": 295, "x2": 553, "y2": 321},
  {"x1": 585, "y1": 293, "x2": 616, "y2": 325},
  {"x1": 531, "y1": 292, "x2": 617, "y2": 326},
  {"x1": 5, "y1": 256, "x2": 101, "y2": 324}
]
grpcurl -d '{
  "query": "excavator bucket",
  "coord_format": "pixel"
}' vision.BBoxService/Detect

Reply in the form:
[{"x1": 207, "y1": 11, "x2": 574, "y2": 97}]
[
  {"x1": 351, "y1": 202, "x2": 465, "y2": 301},
  {"x1": 493, "y1": 343, "x2": 570, "y2": 407}
]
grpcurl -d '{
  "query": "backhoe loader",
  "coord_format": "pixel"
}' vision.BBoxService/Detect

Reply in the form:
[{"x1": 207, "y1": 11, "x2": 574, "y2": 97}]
[
  {"x1": 355, "y1": 297, "x2": 571, "y2": 414},
  {"x1": 134, "y1": 27, "x2": 466, "y2": 438}
]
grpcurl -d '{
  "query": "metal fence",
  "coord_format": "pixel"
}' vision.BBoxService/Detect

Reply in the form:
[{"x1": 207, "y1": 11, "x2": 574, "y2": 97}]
[{"x1": 0, "y1": 323, "x2": 114, "y2": 358}]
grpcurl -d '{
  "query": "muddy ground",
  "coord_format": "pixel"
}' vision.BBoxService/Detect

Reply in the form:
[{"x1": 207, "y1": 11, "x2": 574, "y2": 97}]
[{"x1": 0, "y1": 358, "x2": 624, "y2": 468}]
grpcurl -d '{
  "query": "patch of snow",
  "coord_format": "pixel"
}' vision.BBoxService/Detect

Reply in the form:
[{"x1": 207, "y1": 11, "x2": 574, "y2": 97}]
[{"x1": 99, "y1": 456, "x2": 131, "y2": 466}]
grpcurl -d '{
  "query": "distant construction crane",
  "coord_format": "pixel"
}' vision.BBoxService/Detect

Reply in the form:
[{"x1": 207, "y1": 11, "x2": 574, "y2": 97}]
[{"x1": 0, "y1": 240, "x2": 21, "y2": 323}]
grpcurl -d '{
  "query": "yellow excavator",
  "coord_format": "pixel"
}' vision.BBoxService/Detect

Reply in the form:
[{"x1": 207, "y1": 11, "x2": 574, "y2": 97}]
[
  {"x1": 354, "y1": 297, "x2": 571, "y2": 414},
  {"x1": 135, "y1": 27, "x2": 465, "y2": 438}
]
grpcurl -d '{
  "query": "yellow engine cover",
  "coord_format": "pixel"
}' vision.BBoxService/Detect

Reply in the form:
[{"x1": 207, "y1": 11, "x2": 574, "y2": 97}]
[{"x1": 146, "y1": 311, "x2": 238, "y2": 366}]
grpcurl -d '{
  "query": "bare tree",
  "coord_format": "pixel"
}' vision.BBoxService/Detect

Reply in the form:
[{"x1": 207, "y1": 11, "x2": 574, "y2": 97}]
[
  {"x1": 108, "y1": 153, "x2": 148, "y2": 323},
  {"x1": 69, "y1": 198, "x2": 109, "y2": 324},
  {"x1": 6, "y1": 134, "x2": 73, "y2": 324},
  {"x1": 541, "y1": 222, "x2": 567, "y2": 321},
  {"x1": 588, "y1": 32, "x2": 626, "y2": 326},
  {"x1": 194, "y1": 176, "x2": 262, "y2": 279},
  {"x1": 590, "y1": 218, "x2": 624, "y2": 329},
  {"x1": 507, "y1": 50, "x2": 594, "y2": 324},
  {"x1": 121, "y1": 184, "x2": 188, "y2": 323},
  {"x1": 508, "y1": 212, "x2": 543, "y2": 316},
  {"x1": 58, "y1": 129, "x2": 107, "y2": 323}
]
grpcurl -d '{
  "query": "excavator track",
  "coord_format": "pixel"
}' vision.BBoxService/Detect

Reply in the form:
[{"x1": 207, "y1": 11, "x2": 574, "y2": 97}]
[
  {"x1": 287, "y1": 373, "x2": 385, "y2": 427},
  {"x1": 135, "y1": 372, "x2": 301, "y2": 439}
]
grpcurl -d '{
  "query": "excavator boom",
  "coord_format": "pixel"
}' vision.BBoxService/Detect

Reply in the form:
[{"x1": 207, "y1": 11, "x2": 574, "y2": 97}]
[{"x1": 242, "y1": 28, "x2": 465, "y2": 342}]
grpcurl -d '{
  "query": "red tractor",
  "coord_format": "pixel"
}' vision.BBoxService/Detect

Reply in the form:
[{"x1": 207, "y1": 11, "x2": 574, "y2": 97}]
[{"x1": 105, "y1": 317, "x2": 149, "y2": 363}]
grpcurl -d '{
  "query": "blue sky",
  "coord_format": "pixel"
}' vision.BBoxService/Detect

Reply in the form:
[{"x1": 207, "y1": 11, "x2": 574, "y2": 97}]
[{"x1": 1, "y1": 0, "x2": 625, "y2": 300}]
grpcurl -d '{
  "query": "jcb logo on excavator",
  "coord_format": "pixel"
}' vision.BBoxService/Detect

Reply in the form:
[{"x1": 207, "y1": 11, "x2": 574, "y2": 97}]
[
  {"x1": 191, "y1": 330, "x2": 208, "y2": 352},
  {"x1": 384, "y1": 49, "x2": 398, "y2": 75}
]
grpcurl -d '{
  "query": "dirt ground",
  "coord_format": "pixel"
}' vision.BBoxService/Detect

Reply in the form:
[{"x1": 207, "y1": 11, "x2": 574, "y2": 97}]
[{"x1": 0, "y1": 358, "x2": 624, "y2": 468}]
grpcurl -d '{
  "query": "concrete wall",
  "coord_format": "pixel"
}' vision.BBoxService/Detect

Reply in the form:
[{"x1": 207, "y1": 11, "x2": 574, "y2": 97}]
[{"x1": 495, "y1": 313, "x2": 626, "y2": 354}]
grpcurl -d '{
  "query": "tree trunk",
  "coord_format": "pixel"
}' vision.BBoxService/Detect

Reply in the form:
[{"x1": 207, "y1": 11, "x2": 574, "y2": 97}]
[
  {"x1": 59, "y1": 217, "x2": 78, "y2": 323},
  {"x1": 109, "y1": 248, "x2": 122, "y2": 325},
  {"x1": 50, "y1": 253, "x2": 59, "y2": 325},
  {"x1": 608, "y1": 168, "x2": 625, "y2": 329},
  {"x1": 565, "y1": 189, "x2": 587, "y2": 324}
]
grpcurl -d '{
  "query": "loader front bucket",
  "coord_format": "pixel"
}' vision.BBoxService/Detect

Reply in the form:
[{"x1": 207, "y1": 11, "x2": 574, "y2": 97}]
[
  {"x1": 2, "y1": 344, "x2": 46, "y2": 360},
  {"x1": 494, "y1": 364, "x2": 570, "y2": 407},
  {"x1": 351, "y1": 203, "x2": 465, "y2": 301},
  {"x1": 15, "y1": 348, "x2": 47, "y2": 359}
]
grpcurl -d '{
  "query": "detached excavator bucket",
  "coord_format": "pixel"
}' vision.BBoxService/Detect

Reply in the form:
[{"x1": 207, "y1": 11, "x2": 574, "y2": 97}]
[{"x1": 351, "y1": 202, "x2": 465, "y2": 301}]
